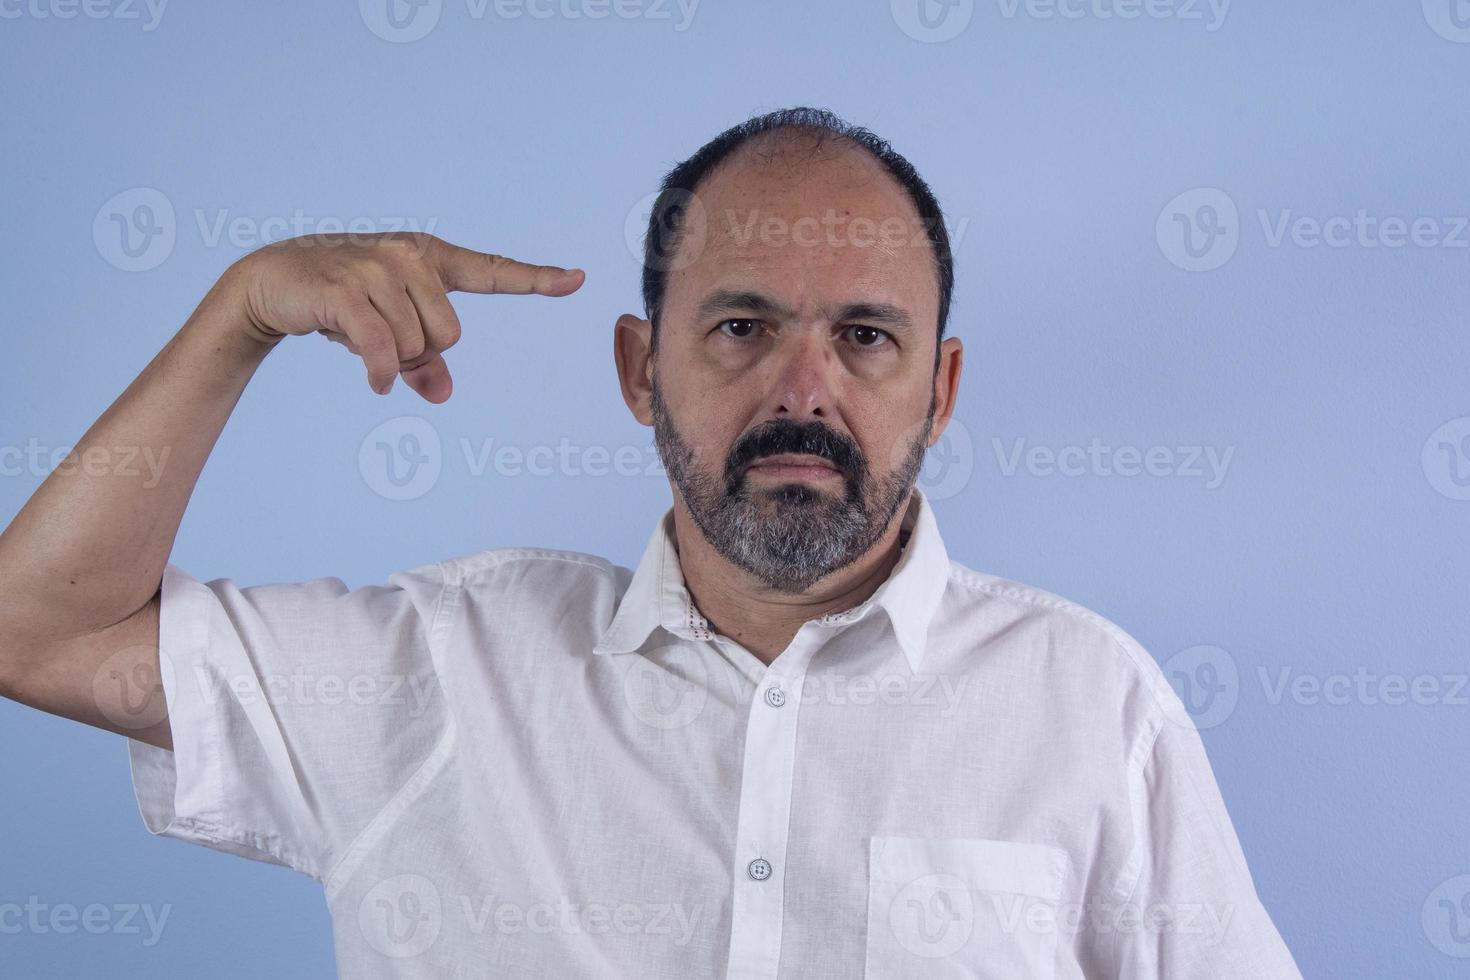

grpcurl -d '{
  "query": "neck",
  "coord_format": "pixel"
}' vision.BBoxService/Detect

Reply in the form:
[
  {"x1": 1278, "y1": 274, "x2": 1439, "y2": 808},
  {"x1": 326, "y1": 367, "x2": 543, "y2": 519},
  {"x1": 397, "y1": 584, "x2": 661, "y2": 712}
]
[{"x1": 670, "y1": 489, "x2": 913, "y2": 666}]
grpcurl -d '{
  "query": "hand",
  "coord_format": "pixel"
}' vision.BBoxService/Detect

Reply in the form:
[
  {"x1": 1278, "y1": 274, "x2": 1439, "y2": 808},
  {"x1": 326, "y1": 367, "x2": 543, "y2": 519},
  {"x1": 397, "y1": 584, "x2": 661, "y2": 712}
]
[{"x1": 224, "y1": 231, "x2": 584, "y2": 403}]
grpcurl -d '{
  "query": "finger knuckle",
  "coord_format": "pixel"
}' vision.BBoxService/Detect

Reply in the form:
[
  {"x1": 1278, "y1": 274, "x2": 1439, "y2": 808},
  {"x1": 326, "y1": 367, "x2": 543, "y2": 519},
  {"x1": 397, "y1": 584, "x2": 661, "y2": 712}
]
[
  {"x1": 399, "y1": 334, "x2": 427, "y2": 361},
  {"x1": 321, "y1": 281, "x2": 360, "y2": 306},
  {"x1": 358, "y1": 332, "x2": 397, "y2": 358},
  {"x1": 380, "y1": 233, "x2": 433, "y2": 267},
  {"x1": 377, "y1": 234, "x2": 415, "y2": 255}
]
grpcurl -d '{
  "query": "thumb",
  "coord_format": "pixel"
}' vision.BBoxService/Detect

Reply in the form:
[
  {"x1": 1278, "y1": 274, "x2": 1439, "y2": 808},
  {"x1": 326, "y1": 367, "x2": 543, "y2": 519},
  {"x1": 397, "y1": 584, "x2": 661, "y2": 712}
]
[{"x1": 400, "y1": 352, "x2": 454, "y2": 404}]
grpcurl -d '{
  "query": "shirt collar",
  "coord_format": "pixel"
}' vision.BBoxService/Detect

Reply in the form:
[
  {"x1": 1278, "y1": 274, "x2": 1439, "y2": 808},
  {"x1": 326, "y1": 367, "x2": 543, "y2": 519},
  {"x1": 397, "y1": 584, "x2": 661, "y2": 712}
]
[{"x1": 592, "y1": 486, "x2": 951, "y2": 673}]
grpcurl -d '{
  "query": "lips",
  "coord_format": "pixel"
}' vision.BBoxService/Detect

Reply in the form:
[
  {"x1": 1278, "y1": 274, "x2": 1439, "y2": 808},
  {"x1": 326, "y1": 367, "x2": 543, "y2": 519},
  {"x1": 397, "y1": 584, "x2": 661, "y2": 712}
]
[{"x1": 746, "y1": 454, "x2": 842, "y2": 476}]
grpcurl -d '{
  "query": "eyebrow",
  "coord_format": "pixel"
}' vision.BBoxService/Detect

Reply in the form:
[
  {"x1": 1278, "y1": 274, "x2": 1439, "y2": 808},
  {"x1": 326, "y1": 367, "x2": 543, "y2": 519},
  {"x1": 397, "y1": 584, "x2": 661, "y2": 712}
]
[{"x1": 692, "y1": 289, "x2": 914, "y2": 334}]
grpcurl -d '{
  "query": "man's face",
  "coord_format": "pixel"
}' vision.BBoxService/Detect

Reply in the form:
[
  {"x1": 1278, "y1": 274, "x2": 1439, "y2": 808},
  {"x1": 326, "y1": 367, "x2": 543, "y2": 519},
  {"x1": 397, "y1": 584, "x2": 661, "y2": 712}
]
[{"x1": 643, "y1": 136, "x2": 953, "y2": 594}]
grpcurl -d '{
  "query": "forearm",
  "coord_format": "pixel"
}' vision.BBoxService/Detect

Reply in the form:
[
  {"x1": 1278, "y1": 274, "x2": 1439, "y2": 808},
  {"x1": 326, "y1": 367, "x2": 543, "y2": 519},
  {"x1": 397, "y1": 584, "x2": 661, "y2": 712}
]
[{"x1": 0, "y1": 264, "x2": 279, "y2": 650}]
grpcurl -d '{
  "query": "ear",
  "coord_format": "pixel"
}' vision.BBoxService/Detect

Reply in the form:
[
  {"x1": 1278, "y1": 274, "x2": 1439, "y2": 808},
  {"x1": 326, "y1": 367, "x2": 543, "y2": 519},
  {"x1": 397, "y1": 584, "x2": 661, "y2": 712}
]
[
  {"x1": 927, "y1": 336, "x2": 964, "y2": 446},
  {"x1": 614, "y1": 313, "x2": 655, "y2": 426}
]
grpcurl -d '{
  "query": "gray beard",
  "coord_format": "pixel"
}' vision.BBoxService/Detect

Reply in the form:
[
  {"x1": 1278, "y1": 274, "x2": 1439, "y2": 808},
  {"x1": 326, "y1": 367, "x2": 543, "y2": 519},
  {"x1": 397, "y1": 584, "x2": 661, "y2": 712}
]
[{"x1": 650, "y1": 372, "x2": 934, "y2": 593}]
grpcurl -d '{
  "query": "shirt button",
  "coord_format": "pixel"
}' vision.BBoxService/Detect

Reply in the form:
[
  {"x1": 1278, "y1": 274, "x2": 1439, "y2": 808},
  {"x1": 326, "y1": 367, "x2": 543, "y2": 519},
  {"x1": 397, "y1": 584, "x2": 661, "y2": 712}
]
[
  {"x1": 764, "y1": 685, "x2": 787, "y2": 708},
  {"x1": 747, "y1": 858, "x2": 772, "y2": 881}
]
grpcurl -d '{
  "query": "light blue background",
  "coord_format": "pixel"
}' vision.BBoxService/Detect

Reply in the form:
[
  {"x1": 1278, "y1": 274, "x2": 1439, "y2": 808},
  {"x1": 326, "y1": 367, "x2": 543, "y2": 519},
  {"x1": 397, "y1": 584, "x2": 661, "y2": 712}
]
[{"x1": 2, "y1": 0, "x2": 1468, "y2": 976}]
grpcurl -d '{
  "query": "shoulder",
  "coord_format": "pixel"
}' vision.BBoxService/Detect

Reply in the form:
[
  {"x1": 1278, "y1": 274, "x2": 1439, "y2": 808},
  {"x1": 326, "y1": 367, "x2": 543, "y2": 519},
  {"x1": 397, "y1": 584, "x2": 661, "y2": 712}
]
[
  {"x1": 427, "y1": 544, "x2": 623, "y2": 599},
  {"x1": 942, "y1": 559, "x2": 1186, "y2": 741},
  {"x1": 945, "y1": 561, "x2": 1155, "y2": 673}
]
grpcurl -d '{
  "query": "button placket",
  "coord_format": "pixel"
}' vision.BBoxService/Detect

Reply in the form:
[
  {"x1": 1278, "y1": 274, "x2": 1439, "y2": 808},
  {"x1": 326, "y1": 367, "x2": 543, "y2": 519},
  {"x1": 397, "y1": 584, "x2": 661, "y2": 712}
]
[{"x1": 723, "y1": 635, "x2": 818, "y2": 980}]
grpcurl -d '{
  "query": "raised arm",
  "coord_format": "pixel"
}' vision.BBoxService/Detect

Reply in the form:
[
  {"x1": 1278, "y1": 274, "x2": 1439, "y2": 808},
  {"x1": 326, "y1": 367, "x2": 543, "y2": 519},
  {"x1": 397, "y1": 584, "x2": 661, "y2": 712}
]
[{"x1": 0, "y1": 232, "x2": 584, "y2": 750}]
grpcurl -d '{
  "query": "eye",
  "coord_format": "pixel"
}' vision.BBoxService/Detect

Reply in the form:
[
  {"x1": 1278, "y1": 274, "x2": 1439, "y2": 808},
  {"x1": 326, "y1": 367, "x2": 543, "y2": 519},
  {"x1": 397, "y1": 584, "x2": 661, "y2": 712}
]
[
  {"x1": 846, "y1": 324, "x2": 894, "y2": 351},
  {"x1": 716, "y1": 318, "x2": 762, "y2": 340}
]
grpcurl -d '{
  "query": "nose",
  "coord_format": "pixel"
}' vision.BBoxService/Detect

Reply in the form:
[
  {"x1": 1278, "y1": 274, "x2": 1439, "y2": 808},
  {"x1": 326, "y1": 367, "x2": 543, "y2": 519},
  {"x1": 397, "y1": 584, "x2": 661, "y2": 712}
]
[{"x1": 768, "y1": 328, "x2": 838, "y2": 421}]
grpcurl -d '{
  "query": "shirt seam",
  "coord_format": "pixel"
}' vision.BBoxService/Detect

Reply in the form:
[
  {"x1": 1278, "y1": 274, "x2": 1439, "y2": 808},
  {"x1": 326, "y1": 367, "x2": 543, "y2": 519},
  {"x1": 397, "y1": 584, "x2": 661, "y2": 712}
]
[
  {"x1": 173, "y1": 817, "x2": 324, "y2": 880},
  {"x1": 444, "y1": 547, "x2": 613, "y2": 585},
  {"x1": 152, "y1": 569, "x2": 327, "y2": 879},
  {"x1": 318, "y1": 558, "x2": 459, "y2": 895},
  {"x1": 949, "y1": 568, "x2": 1139, "y2": 653},
  {"x1": 1108, "y1": 717, "x2": 1165, "y2": 977},
  {"x1": 949, "y1": 566, "x2": 1173, "y2": 722},
  {"x1": 188, "y1": 568, "x2": 264, "y2": 872}
]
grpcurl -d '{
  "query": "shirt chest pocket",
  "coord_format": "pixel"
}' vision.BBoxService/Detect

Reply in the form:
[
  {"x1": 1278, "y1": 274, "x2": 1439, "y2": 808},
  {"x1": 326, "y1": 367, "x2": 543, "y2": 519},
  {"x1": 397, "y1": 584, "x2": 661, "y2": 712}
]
[{"x1": 864, "y1": 836, "x2": 1069, "y2": 980}]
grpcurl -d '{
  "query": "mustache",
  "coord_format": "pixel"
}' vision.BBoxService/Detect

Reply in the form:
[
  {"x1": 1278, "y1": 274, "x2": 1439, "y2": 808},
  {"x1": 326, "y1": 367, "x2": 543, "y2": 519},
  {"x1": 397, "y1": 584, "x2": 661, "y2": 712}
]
[{"x1": 727, "y1": 421, "x2": 861, "y2": 479}]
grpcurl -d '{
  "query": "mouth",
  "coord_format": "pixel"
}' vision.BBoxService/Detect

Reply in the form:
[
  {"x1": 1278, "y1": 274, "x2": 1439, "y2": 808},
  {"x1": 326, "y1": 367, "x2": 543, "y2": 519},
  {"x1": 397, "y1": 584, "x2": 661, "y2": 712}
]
[{"x1": 744, "y1": 453, "x2": 844, "y2": 481}]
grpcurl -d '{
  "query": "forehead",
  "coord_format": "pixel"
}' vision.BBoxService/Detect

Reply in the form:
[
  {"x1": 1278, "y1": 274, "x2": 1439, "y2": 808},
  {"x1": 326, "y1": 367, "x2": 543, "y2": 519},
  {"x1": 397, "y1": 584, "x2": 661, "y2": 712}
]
[{"x1": 664, "y1": 136, "x2": 938, "y2": 324}]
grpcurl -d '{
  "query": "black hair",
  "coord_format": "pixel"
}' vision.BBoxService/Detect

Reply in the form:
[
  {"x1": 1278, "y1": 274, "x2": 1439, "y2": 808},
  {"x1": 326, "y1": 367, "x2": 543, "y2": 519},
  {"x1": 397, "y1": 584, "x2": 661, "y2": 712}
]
[{"x1": 639, "y1": 106, "x2": 954, "y2": 367}]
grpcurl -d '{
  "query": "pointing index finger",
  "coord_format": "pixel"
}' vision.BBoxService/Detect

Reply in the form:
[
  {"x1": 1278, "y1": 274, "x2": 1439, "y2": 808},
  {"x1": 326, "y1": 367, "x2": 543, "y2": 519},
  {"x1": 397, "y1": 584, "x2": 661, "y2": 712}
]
[{"x1": 430, "y1": 238, "x2": 585, "y2": 296}]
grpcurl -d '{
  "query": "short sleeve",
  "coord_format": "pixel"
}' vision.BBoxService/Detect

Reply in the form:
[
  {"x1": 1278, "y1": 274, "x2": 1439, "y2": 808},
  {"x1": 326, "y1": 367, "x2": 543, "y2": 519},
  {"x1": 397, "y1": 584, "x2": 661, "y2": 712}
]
[
  {"x1": 127, "y1": 559, "x2": 452, "y2": 882},
  {"x1": 1113, "y1": 706, "x2": 1303, "y2": 979}
]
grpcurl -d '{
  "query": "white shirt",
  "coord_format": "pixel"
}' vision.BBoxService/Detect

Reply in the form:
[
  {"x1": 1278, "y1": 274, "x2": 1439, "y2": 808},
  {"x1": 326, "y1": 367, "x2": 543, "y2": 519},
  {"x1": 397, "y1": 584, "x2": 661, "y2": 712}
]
[{"x1": 128, "y1": 486, "x2": 1302, "y2": 978}]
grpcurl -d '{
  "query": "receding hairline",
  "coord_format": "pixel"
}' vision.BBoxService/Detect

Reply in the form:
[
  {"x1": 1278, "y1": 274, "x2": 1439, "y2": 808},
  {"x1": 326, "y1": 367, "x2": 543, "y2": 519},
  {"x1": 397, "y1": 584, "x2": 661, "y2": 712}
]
[{"x1": 694, "y1": 125, "x2": 914, "y2": 203}]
